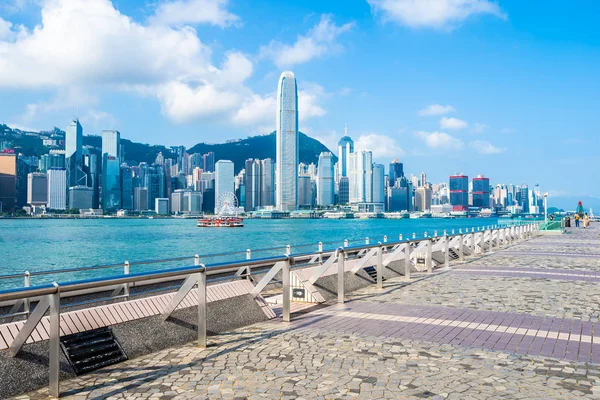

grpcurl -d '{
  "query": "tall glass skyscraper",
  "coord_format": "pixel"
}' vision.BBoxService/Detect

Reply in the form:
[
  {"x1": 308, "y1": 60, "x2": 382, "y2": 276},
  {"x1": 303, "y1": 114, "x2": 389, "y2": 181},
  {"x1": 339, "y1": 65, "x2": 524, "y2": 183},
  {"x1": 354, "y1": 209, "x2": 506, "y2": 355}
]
[
  {"x1": 66, "y1": 119, "x2": 84, "y2": 188},
  {"x1": 337, "y1": 128, "x2": 354, "y2": 178},
  {"x1": 101, "y1": 130, "x2": 121, "y2": 210},
  {"x1": 317, "y1": 152, "x2": 334, "y2": 207},
  {"x1": 389, "y1": 158, "x2": 404, "y2": 187},
  {"x1": 276, "y1": 71, "x2": 298, "y2": 212}
]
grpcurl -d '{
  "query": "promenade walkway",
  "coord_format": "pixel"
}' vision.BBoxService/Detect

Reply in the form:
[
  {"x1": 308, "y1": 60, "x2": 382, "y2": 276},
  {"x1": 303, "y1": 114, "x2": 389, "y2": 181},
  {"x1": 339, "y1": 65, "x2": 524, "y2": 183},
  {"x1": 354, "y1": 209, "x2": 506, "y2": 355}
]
[{"x1": 21, "y1": 225, "x2": 600, "y2": 399}]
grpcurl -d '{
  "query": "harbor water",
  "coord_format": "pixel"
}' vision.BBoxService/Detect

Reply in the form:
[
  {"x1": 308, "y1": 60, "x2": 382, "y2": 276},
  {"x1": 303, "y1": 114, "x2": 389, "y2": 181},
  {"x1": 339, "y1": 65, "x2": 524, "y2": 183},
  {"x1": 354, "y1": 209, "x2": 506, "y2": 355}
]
[{"x1": 0, "y1": 217, "x2": 514, "y2": 289}]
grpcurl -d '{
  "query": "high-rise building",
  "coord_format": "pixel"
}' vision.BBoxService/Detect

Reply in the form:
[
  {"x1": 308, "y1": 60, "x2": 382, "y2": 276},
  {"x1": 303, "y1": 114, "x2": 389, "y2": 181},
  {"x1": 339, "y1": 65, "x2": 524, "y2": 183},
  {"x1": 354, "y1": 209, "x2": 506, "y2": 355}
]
[
  {"x1": 348, "y1": 150, "x2": 373, "y2": 203},
  {"x1": 101, "y1": 130, "x2": 121, "y2": 158},
  {"x1": 38, "y1": 152, "x2": 65, "y2": 173},
  {"x1": 337, "y1": 128, "x2": 354, "y2": 178},
  {"x1": 276, "y1": 71, "x2": 298, "y2": 211},
  {"x1": 202, "y1": 152, "x2": 215, "y2": 173},
  {"x1": 0, "y1": 153, "x2": 17, "y2": 213},
  {"x1": 518, "y1": 185, "x2": 529, "y2": 213},
  {"x1": 27, "y1": 172, "x2": 48, "y2": 206},
  {"x1": 170, "y1": 189, "x2": 185, "y2": 214},
  {"x1": 68, "y1": 186, "x2": 93, "y2": 210},
  {"x1": 414, "y1": 185, "x2": 432, "y2": 212},
  {"x1": 83, "y1": 152, "x2": 100, "y2": 208},
  {"x1": 244, "y1": 158, "x2": 275, "y2": 211},
  {"x1": 155, "y1": 198, "x2": 169, "y2": 215},
  {"x1": 184, "y1": 191, "x2": 203, "y2": 214},
  {"x1": 47, "y1": 168, "x2": 67, "y2": 210},
  {"x1": 297, "y1": 175, "x2": 312, "y2": 207},
  {"x1": 372, "y1": 164, "x2": 386, "y2": 205},
  {"x1": 65, "y1": 119, "x2": 85, "y2": 189},
  {"x1": 121, "y1": 166, "x2": 133, "y2": 210},
  {"x1": 389, "y1": 159, "x2": 404, "y2": 187},
  {"x1": 419, "y1": 172, "x2": 427, "y2": 187},
  {"x1": 133, "y1": 187, "x2": 148, "y2": 211},
  {"x1": 449, "y1": 174, "x2": 469, "y2": 211},
  {"x1": 472, "y1": 175, "x2": 490, "y2": 208},
  {"x1": 337, "y1": 177, "x2": 349, "y2": 205},
  {"x1": 215, "y1": 160, "x2": 234, "y2": 213},
  {"x1": 317, "y1": 152, "x2": 334, "y2": 207}
]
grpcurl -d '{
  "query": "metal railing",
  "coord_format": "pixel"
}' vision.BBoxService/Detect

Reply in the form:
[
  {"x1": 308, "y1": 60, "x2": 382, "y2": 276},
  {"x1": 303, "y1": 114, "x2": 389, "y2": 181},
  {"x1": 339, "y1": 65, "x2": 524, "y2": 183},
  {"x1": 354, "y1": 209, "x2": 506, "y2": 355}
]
[{"x1": 0, "y1": 221, "x2": 541, "y2": 398}]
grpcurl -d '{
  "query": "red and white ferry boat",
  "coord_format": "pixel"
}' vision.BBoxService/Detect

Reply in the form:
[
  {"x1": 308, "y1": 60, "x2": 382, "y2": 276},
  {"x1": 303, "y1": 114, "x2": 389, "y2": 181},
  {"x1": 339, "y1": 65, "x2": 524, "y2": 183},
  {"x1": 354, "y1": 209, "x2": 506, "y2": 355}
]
[{"x1": 197, "y1": 216, "x2": 244, "y2": 228}]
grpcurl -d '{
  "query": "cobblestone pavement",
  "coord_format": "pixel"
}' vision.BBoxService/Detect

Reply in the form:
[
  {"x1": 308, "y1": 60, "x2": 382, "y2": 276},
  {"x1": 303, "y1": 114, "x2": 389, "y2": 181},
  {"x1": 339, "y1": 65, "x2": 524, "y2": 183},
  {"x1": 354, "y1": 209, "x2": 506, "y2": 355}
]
[{"x1": 20, "y1": 225, "x2": 600, "y2": 399}]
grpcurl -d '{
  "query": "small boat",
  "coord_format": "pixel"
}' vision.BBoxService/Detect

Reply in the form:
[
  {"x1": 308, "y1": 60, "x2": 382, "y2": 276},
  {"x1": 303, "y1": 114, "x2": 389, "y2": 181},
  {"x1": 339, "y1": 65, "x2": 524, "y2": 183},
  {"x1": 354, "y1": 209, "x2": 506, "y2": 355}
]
[{"x1": 197, "y1": 216, "x2": 244, "y2": 227}]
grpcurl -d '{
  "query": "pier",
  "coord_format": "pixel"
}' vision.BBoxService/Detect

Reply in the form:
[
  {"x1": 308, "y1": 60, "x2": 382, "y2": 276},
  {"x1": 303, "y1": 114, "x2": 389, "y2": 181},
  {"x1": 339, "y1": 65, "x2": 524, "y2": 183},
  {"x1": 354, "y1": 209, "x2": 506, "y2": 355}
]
[{"x1": 4, "y1": 222, "x2": 600, "y2": 398}]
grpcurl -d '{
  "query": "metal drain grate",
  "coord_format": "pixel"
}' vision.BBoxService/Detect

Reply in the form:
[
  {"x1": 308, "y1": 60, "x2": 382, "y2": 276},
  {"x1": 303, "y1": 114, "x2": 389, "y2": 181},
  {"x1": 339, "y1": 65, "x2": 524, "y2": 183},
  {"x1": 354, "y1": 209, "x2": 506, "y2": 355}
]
[{"x1": 60, "y1": 327, "x2": 128, "y2": 375}]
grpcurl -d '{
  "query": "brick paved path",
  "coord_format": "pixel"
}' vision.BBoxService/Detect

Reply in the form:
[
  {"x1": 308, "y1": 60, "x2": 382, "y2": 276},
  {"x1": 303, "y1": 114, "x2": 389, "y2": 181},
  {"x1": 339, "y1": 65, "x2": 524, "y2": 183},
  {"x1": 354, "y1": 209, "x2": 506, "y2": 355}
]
[{"x1": 21, "y1": 225, "x2": 600, "y2": 399}]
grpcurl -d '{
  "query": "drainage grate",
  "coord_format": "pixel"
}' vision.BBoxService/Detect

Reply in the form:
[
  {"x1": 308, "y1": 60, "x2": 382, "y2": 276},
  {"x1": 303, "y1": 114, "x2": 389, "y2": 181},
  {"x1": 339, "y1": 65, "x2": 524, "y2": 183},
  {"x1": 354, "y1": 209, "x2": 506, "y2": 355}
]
[
  {"x1": 448, "y1": 249, "x2": 460, "y2": 260},
  {"x1": 363, "y1": 266, "x2": 386, "y2": 282},
  {"x1": 60, "y1": 327, "x2": 128, "y2": 375}
]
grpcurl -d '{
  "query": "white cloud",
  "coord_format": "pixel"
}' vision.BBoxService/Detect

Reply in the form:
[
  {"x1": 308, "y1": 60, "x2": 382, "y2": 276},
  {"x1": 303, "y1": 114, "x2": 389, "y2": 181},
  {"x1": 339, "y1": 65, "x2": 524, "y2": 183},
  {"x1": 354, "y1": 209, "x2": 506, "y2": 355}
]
[
  {"x1": 416, "y1": 131, "x2": 464, "y2": 150},
  {"x1": 150, "y1": 0, "x2": 240, "y2": 27},
  {"x1": 368, "y1": 0, "x2": 507, "y2": 29},
  {"x1": 355, "y1": 133, "x2": 405, "y2": 160},
  {"x1": 260, "y1": 14, "x2": 354, "y2": 68},
  {"x1": 501, "y1": 127, "x2": 515, "y2": 133},
  {"x1": 469, "y1": 140, "x2": 505, "y2": 154},
  {"x1": 0, "y1": 0, "x2": 327, "y2": 131},
  {"x1": 418, "y1": 104, "x2": 455, "y2": 116},
  {"x1": 0, "y1": 18, "x2": 14, "y2": 41},
  {"x1": 440, "y1": 116, "x2": 467, "y2": 130},
  {"x1": 471, "y1": 122, "x2": 487, "y2": 133},
  {"x1": 22, "y1": 87, "x2": 99, "y2": 121}
]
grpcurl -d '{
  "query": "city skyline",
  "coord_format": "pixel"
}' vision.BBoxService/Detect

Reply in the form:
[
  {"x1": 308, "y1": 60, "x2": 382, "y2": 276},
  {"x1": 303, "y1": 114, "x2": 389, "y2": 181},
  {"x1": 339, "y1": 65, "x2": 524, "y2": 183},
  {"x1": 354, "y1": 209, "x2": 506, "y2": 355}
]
[{"x1": 0, "y1": 0, "x2": 597, "y2": 198}]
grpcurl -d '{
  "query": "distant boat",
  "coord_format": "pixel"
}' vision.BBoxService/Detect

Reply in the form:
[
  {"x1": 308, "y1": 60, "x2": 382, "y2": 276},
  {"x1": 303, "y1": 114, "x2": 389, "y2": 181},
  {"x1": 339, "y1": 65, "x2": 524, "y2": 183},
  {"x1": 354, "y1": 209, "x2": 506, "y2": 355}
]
[{"x1": 197, "y1": 216, "x2": 244, "y2": 227}]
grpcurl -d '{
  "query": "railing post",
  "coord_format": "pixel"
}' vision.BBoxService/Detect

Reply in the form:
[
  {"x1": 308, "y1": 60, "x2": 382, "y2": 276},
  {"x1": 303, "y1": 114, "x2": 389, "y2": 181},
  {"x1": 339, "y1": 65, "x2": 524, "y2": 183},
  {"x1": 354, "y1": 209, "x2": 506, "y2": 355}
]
[
  {"x1": 318, "y1": 242, "x2": 323, "y2": 263},
  {"x1": 24, "y1": 271, "x2": 31, "y2": 314},
  {"x1": 197, "y1": 266, "x2": 207, "y2": 348},
  {"x1": 399, "y1": 234, "x2": 403, "y2": 241},
  {"x1": 365, "y1": 237, "x2": 370, "y2": 245},
  {"x1": 412, "y1": 233, "x2": 416, "y2": 239},
  {"x1": 451, "y1": 229, "x2": 455, "y2": 235},
  {"x1": 444, "y1": 235, "x2": 449, "y2": 268},
  {"x1": 458, "y1": 234, "x2": 464, "y2": 261},
  {"x1": 286, "y1": 245, "x2": 291, "y2": 255},
  {"x1": 377, "y1": 243, "x2": 383, "y2": 290},
  {"x1": 424, "y1": 231, "x2": 428, "y2": 238},
  {"x1": 383, "y1": 235, "x2": 388, "y2": 243},
  {"x1": 337, "y1": 248, "x2": 345, "y2": 304},
  {"x1": 282, "y1": 256, "x2": 291, "y2": 322},
  {"x1": 434, "y1": 230, "x2": 438, "y2": 237},
  {"x1": 426, "y1": 239, "x2": 433, "y2": 273},
  {"x1": 48, "y1": 282, "x2": 60, "y2": 398},
  {"x1": 404, "y1": 242, "x2": 411, "y2": 281},
  {"x1": 344, "y1": 239, "x2": 349, "y2": 247},
  {"x1": 245, "y1": 250, "x2": 252, "y2": 279},
  {"x1": 124, "y1": 261, "x2": 130, "y2": 297}
]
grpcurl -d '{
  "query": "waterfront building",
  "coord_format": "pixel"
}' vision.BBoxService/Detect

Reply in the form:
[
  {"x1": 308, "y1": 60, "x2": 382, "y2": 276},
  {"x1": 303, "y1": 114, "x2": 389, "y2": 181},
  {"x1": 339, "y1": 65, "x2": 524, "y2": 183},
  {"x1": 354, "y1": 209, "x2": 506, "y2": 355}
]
[
  {"x1": 276, "y1": 71, "x2": 298, "y2": 212},
  {"x1": 337, "y1": 128, "x2": 354, "y2": 178},
  {"x1": 202, "y1": 188, "x2": 215, "y2": 213},
  {"x1": 348, "y1": 150, "x2": 373, "y2": 204},
  {"x1": 317, "y1": 152, "x2": 334, "y2": 207},
  {"x1": 184, "y1": 191, "x2": 203, "y2": 214},
  {"x1": 472, "y1": 175, "x2": 490, "y2": 208},
  {"x1": 65, "y1": 119, "x2": 86, "y2": 189},
  {"x1": 203, "y1": 152, "x2": 215, "y2": 173},
  {"x1": 83, "y1": 152, "x2": 100, "y2": 209},
  {"x1": 68, "y1": 185, "x2": 93, "y2": 210},
  {"x1": 155, "y1": 198, "x2": 169, "y2": 215},
  {"x1": 372, "y1": 164, "x2": 386, "y2": 205},
  {"x1": 47, "y1": 168, "x2": 67, "y2": 210},
  {"x1": 337, "y1": 176, "x2": 349, "y2": 205},
  {"x1": 102, "y1": 154, "x2": 121, "y2": 210},
  {"x1": 449, "y1": 174, "x2": 469, "y2": 211},
  {"x1": 121, "y1": 166, "x2": 133, "y2": 210},
  {"x1": 414, "y1": 185, "x2": 432, "y2": 212},
  {"x1": 170, "y1": 189, "x2": 185, "y2": 214},
  {"x1": 0, "y1": 153, "x2": 17, "y2": 213},
  {"x1": 420, "y1": 172, "x2": 427, "y2": 187},
  {"x1": 27, "y1": 172, "x2": 48, "y2": 206},
  {"x1": 297, "y1": 175, "x2": 312, "y2": 208},
  {"x1": 215, "y1": 160, "x2": 234, "y2": 213},
  {"x1": 133, "y1": 187, "x2": 148, "y2": 211},
  {"x1": 387, "y1": 185, "x2": 411, "y2": 212},
  {"x1": 244, "y1": 158, "x2": 275, "y2": 211},
  {"x1": 389, "y1": 159, "x2": 404, "y2": 187}
]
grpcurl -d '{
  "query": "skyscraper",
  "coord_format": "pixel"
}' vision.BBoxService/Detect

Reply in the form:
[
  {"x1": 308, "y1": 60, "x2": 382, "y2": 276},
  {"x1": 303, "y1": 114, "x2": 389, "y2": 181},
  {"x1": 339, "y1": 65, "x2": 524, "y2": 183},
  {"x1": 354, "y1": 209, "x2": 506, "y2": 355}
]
[
  {"x1": 101, "y1": 130, "x2": 121, "y2": 158},
  {"x1": 348, "y1": 150, "x2": 373, "y2": 204},
  {"x1": 337, "y1": 128, "x2": 354, "y2": 178},
  {"x1": 215, "y1": 160, "x2": 234, "y2": 213},
  {"x1": 372, "y1": 164, "x2": 385, "y2": 205},
  {"x1": 276, "y1": 71, "x2": 298, "y2": 212},
  {"x1": 317, "y1": 152, "x2": 334, "y2": 207},
  {"x1": 472, "y1": 175, "x2": 490, "y2": 208},
  {"x1": 389, "y1": 159, "x2": 404, "y2": 187},
  {"x1": 0, "y1": 153, "x2": 17, "y2": 213},
  {"x1": 65, "y1": 119, "x2": 85, "y2": 188},
  {"x1": 101, "y1": 130, "x2": 121, "y2": 210},
  {"x1": 449, "y1": 174, "x2": 469, "y2": 211},
  {"x1": 203, "y1": 152, "x2": 215, "y2": 173},
  {"x1": 47, "y1": 168, "x2": 67, "y2": 210},
  {"x1": 244, "y1": 158, "x2": 275, "y2": 211},
  {"x1": 27, "y1": 172, "x2": 48, "y2": 206}
]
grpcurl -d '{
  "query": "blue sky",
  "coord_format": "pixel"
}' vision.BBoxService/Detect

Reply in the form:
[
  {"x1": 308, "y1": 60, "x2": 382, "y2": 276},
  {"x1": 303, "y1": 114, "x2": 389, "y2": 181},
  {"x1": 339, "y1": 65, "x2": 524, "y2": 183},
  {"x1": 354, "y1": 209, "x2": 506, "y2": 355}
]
[{"x1": 0, "y1": 0, "x2": 599, "y2": 199}]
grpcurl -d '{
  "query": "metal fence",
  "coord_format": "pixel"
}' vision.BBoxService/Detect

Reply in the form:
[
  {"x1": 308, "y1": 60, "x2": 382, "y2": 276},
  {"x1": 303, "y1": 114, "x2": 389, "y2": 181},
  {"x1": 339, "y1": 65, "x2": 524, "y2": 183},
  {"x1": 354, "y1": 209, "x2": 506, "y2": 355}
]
[{"x1": 0, "y1": 222, "x2": 541, "y2": 398}]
